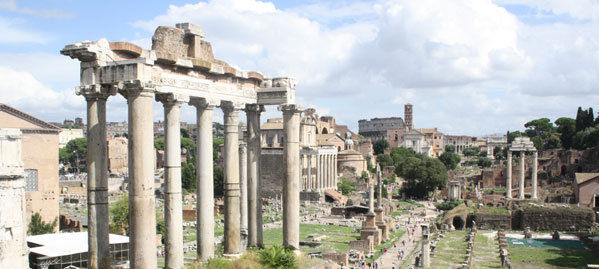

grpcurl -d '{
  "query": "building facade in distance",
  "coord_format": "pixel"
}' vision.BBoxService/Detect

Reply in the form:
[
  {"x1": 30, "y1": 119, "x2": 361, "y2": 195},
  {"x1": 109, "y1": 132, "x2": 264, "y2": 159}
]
[{"x1": 0, "y1": 103, "x2": 60, "y2": 231}]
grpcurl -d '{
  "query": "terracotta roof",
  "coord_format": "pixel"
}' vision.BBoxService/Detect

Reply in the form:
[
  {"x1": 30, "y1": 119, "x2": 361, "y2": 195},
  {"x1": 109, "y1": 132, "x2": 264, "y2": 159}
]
[
  {"x1": 0, "y1": 103, "x2": 61, "y2": 131},
  {"x1": 575, "y1": 173, "x2": 599, "y2": 184}
]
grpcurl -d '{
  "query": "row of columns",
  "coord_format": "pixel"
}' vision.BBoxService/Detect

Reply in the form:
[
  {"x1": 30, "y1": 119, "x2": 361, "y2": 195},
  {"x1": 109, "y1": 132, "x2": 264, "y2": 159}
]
[
  {"x1": 83, "y1": 84, "x2": 302, "y2": 268},
  {"x1": 300, "y1": 153, "x2": 337, "y2": 191},
  {"x1": 506, "y1": 150, "x2": 538, "y2": 200}
]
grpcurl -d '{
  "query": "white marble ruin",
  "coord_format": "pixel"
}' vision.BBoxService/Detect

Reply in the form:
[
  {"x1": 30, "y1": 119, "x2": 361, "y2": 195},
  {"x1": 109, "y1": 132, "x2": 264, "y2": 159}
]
[
  {"x1": 506, "y1": 137, "x2": 538, "y2": 200},
  {"x1": 0, "y1": 129, "x2": 29, "y2": 268},
  {"x1": 449, "y1": 181, "x2": 461, "y2": 201},
  {"x1": 62, "y1": 22, "x2": 302, "y2": 268}
]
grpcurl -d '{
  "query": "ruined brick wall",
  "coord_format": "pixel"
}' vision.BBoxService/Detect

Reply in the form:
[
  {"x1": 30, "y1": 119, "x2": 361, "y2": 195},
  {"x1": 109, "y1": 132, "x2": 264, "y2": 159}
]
[
  {"x1": 260, "y1": 149, "x2": 284, "y2": 198},
  {"x1": 516, "y1": 206, "x2": 594, "y2": 230},
  {"x1": 474, "y1": 213, "x2": 511, "y2": 230}
]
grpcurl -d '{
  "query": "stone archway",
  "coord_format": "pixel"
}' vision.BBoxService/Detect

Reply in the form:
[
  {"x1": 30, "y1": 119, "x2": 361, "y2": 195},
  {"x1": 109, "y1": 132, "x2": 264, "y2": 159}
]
[
  {"x1": 453, "y1": 216, "x2": 465, "y2": 230},
  {"x1": 322, "y1": 127, "x2": 328, "y2": 134}
]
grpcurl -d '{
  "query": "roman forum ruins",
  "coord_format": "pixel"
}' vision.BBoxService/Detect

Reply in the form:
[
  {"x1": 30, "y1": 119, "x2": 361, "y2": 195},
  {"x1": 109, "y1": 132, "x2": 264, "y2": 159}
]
[
  {"x1": 61, "y1": 23, "x2": 302, "y2": 268},
  {"x1": 505, "y1": 137, "x2": 538, "y2": 200}
]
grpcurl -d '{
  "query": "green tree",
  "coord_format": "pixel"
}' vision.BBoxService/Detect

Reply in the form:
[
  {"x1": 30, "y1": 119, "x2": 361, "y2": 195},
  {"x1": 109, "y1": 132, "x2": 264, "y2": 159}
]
[
  {"x1": 376, "y1": 154, "x2": 393, "y2": 168},
  {"x1": 462, "y1": 147, "x2": 480, "y2": 157},
  {"x1": 402, "y1": 158, "x2": 448, "y2": 198},
  {"x1": 507, "y1": 130, "x2": 523, "y2": 143},
  {"x1": 109, "y1": 194, "x2": 129, "y2": 235},
  {"x1": 477, "y1": 157, "x2": 492, "y2": 168},
  {"x1": 154, "y1": 138, "x2": 165, "y2": 150},
  {"x1": 445, "y1": 145, "x2": 456, "y2": 153},
  {"x1": 180, "y1": 128, "x2": 190, "y2": 138},
  {"x1": 337, "y1": 178, "x2": 356, "y2": 195},
  {"x1": 180, "y1": 137, "x2": 195, "y2": 159},
  {"x1": 493, "y1": 146, "x2": 504, "y2": 160},
  {"x1": 525, "y1": 118, "x2": 555, "y2": 137},
  {"x1": 60, "y1": 138, "x2": 87, "y2": 173},
  {"x1": 182, "y1": 162, "x2": 196, "y2": 191},
  {"x1": 28, "y1": 212, "x2": 57, "y2": 235},
  {"x1": 555, "y1": 117, "x2": 576, "y2": 149},
  {"x1": 373, "y1": 139, "x2": 389, "y2": 155},
  {"x1": 214, "y1": 166, "x2": 224, "y2": 197},
  {"x1": 438, "y1": 151, "x2": 461, "y2": 170}
]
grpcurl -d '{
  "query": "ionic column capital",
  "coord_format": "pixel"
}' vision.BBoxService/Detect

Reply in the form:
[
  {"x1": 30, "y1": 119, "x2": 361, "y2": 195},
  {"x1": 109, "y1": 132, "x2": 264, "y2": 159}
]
[
  {"x1": 245, "y1": 104, "x2": 265, "y2": 113},
  {"x1": 118, "y1": 80, "x2": 156, "y2": 98},
  {"x1": 278, "y1": 104, "x2": 302, "y2": 113},
  {"x1": 77, "y1": 84, "x2": 117, "y2": 100},
  {"x1": 189, "y1": 97, "x2": 218, "y2": 110},
  {"x1": 221, "y1": 101, "x2": 244, "y2": 114},
  {"x1": 156, "y1": 93, "x2": 189, "y2": 107}
]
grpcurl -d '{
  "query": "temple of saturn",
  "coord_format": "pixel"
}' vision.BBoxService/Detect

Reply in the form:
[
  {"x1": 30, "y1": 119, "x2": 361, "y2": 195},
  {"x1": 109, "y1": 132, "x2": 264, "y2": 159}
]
[
  {"x1": 505, "y1": 137, "x2": 538, "y2": 200},
  {"x1": 61, "y1": 23, "x2": 303, "y2": 269}
]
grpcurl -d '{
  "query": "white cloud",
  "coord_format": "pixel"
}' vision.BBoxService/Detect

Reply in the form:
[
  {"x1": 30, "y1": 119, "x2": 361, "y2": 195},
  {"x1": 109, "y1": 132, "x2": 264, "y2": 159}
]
[
  {"x1": 0, "y1": 16, "x2": 51, "y2": 44},
  {"x1": 0, "y1": 0, "x2": 75, "y2": 19},
  {"x1": 123, "y1": 0, "x2": 599, "y2": 135}
]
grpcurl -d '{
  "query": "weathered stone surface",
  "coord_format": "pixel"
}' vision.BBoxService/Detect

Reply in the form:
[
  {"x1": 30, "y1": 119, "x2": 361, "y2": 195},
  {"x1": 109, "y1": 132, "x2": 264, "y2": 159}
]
[
  {"x1": 152, "y1": 26, "x2": 187, "y2": 57},
  {"x1": 110, "y1": 41, "x2": 143, "y2": 57}
]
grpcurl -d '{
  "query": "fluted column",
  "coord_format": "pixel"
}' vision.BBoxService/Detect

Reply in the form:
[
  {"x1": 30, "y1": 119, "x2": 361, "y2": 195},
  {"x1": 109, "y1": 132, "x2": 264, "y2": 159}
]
[
  {"x1": 532, "y1": 151, "x2": 538, "y2": 199},
  {"x1": 519, "y1": 151, "x2": 525, "y2": 200},
  {"x1": 222, "y1": 102, "x2": 242, "y2": 257},
  {"x1": 190, "y1": 98, "x2": 216, "y2": 259},
  {"x1": 506, "y1": 150, "x2": 512, "y2": 199},
  {"x1": 281, "y1": 104, "x2": 301, "y2": 251},
  {"x1": 157, "y1": 93, "x2": 188, "y2": 269},
  {"x1": 124, "y1": 83, "x2": 157, "y2": 269},
  {"x1": 246, "y1": 104, "x2": 264, "y2": 247},
  {"x1": 81, "y1": 85, "x2": 114, "y2": 269},
  {"x1": 239, "y1": 143, "x2": 248, "y2": 249}
]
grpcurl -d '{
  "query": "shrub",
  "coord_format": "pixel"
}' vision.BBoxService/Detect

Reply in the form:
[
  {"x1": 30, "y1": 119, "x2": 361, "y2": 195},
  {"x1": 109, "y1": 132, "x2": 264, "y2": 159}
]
[
  {"x1": 435, "y1": 200, "x2": 462, "y2": 211},
  {"x1": 259, "y1": 245, "x2": 297, "y2": 269}
]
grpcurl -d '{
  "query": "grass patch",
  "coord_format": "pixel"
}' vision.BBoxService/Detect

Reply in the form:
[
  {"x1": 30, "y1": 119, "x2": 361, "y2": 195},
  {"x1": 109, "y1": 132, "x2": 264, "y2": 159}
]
[
  {"x1": 477, "y1": 206, "x2": 509, "y2": 215},
  {"x1": 509, "y1": 245, "x2": 599, "y2": 268},
  {"x1": 263, "y1": 224, "x2": 359, "y2": 253}
]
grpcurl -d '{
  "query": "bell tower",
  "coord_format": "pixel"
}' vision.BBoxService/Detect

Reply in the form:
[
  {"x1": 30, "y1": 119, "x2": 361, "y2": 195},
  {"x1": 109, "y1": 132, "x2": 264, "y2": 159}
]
[{"x1": 404, "y1": 103, "x2": 413, "y2": 130}]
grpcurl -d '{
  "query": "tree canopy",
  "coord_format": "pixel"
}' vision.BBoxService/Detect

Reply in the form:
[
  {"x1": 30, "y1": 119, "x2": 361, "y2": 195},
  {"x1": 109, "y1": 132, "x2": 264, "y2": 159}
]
[
  {"x1": 28, "y1": 212, "x2": 57, "y2": 235},
  {"x1": 59, "y1": 138, "x2": 87, "y2": 173},
  {"x1": 373, "y1": 139, "x2": 389, "y2": 155},
  {"x1": 439, "y1": 151, "x2": 461, "y2": 170}
]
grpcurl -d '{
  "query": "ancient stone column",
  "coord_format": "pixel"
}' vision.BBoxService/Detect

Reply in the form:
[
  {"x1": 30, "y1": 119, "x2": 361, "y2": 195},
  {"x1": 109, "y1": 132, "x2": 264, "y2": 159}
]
[
  {"x1": 369, "y1": 183, "x2": 375, "y2": 212},
  {"x1": 307, "y1": 154, "x2": 312, "y2": 190},
  {"x1": 519, "y1": 151, "x2": 525, "y2": 200},
  {"x1": 222, "y1": 102, "x2": 242, "y2": 257},
  {"x1": 157, "y1": 93, "x2": 188, "y2": 269},
  {"x1": 421, "y1": 224, "x2": 430, "y2": 268},
  {"x1": 333, "y1": 155, "x2": 337, "y2": 190},
  {"x1": 125, "y1": 83, "x2": 157, "y2": 269},
  {"x1": 281, "y1": 104, "x2": 301, "y2": 251},
  {"x1": 239, "y1": 143, "x2": 248, "y2": 249},
  {"x1": 246, "y1": 104, "x2": 264, "y2": 247},
  {"x1": 191, "y1": 98, "x2": 216, "y2": 259},
  {"x1": 532, "y1": 151, "x2": 538, "y2": 200},
  {"x1": 81, "y1": 86, "x2": 113, "y2": 269},
  {"x1": 0, "y1": 129, "x2": 28, "y2": 268},
  {"x1": 506, "y1": 151, "x2": 512, "y2": 199},
  {"x1": 376, "y1": 164, "x2": 382, "y2": 209},
  {"x1": 316, "y1": 154, "x2": 321, "y2": 191}
]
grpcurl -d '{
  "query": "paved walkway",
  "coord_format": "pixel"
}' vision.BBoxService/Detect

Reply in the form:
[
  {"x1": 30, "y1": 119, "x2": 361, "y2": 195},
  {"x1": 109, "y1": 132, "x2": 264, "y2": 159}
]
[{"x1": 375, "y1": 202, "x2": 439, "y2": 269}]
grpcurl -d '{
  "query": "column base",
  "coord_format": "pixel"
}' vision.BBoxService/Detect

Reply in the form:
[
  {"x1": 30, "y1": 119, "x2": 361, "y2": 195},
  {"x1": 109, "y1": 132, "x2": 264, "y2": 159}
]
[{"x1": 223, "y1": 253, "x2": 243, "y2": 260}]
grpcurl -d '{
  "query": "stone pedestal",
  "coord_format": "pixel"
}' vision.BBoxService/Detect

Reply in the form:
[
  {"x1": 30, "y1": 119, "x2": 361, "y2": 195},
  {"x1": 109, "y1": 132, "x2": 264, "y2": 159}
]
[
  {"x1": 421, "y1": 223, "x2": 430, "y2": 268},
  {"x1": 0, "y1": 129, "x2": 28, "y2": 269},
  {"x1": 375, "y1": 208, "x2": 389, "y2": 241},
  {"x1": 360, "y1": 212, "x2": 382, "y2": 245},
  {"x1": 281, "y1": 105, "x2": 301, "y2": 251}
]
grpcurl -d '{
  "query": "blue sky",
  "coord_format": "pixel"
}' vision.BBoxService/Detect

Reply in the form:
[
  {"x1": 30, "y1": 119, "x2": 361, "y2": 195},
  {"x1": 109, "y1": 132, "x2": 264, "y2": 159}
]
[{"x1": 1, "y1": 0, "x2": 598, "y2": 136}]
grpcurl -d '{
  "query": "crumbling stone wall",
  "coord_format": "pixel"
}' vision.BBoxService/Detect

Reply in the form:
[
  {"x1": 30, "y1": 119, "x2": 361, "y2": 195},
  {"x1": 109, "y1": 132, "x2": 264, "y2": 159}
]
[
  {"x1": 517, "y1": 206, "x2": 594, "y2": 231},
  {"x1": 260, "y1": 149, "x2": 284, "y2": 198},
  {"x1": 474, "y1": 213, "x2": 511, "y2": 230}
]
